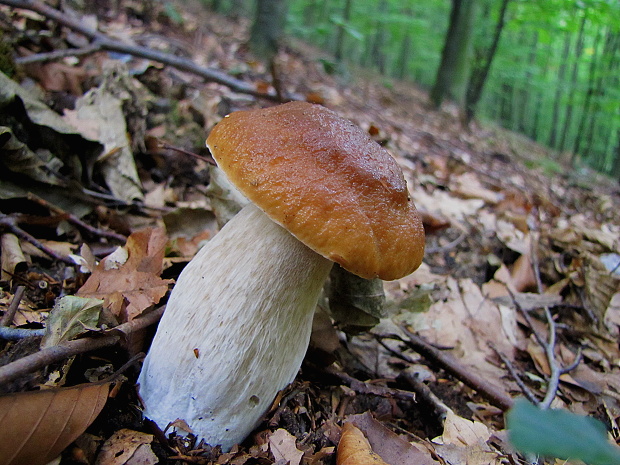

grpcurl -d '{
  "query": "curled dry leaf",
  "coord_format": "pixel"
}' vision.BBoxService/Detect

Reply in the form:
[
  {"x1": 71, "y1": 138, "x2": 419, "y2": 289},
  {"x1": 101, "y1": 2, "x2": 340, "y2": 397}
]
[
  {"x1": 0, "y1": 381, "x2": 111, "y2": 465},
  {"x1": 337, "y1": 422, "x2": 390, "y2": 465}
]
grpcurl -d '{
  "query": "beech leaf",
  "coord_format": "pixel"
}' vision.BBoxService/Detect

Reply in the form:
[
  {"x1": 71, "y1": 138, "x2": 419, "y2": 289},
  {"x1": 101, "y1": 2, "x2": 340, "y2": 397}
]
[
  {"x1": 77, "y1": 228, "x2": 173, "y2": 322},
  {"x1": 337, "y1": 423, "x2": 389, "y2": 465},
  {"x1": 41, "y1": 295, "x2": 104, "y2": 349},
  {"x1": 0, "y1": 381, "x2": 111, "y2": 465}
]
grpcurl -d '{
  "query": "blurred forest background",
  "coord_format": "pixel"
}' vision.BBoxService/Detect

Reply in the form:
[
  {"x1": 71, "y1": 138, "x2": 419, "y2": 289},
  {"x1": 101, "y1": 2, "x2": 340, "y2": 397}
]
[{"x1": 213, "y1": 0, "x2": 620, "y2": 178}]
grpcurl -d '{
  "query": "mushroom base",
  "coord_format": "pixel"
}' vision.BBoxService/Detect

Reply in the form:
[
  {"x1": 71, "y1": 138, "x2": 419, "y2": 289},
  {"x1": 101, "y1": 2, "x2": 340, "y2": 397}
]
[{"x1": 137, "y1": 203, "x2": 333, "y2": 451}]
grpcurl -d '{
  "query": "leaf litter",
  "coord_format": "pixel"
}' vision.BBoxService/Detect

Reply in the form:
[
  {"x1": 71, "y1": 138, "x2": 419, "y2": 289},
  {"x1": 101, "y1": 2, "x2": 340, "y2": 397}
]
[{"x1": 0, "y1": 2, "x2": 619, "y2": 464}]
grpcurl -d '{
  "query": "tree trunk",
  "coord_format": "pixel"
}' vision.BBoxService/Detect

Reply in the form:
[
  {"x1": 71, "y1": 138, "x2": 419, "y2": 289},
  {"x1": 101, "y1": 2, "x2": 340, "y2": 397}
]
[
  {"x1": 249, "y1": 0, "x2": 288, "y2": 61},
  {"x1": 572, "y1": 24, "x2": 603, "y2": 163},
  {"x1": 559, "y1": 13, "x2": 587, "y2": 153},
  {"x1": 370, "y1": 0, "x2": 388, "y2": 74},
  {"x1": 548, "y1": 31, "x2": 571, "y2": 149},
  {"x1": 430, "y1": 0, "x2": 477, "y2": 108},
  {"x1": 463, "y1": 0, "x2": 510, "y2": 124},
  {"x1": 395, "y1": 6, "x2": 414, "y2": 80},
  {"x1": 334, "y1": 0, "x2": 353, "y2": 62}
]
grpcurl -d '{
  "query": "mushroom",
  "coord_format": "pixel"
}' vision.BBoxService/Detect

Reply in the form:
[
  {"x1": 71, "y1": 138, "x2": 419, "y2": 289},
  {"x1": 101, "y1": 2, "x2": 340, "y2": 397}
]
[{"x1": 137, "y1": 101, "x2": 425, "y2": 451}]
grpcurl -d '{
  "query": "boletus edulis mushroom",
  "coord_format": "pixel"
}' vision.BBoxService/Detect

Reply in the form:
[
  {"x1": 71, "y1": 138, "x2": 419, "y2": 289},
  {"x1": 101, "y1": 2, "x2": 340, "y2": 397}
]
[{"x1": 137, "y1": 101, "x2": 425, "y2": 450}]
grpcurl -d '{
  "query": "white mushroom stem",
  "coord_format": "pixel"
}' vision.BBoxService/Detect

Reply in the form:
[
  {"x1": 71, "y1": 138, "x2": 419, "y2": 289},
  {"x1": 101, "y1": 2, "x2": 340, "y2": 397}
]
[{"x1": 137, "y1": 203, "x2": 333, "y2": 451}]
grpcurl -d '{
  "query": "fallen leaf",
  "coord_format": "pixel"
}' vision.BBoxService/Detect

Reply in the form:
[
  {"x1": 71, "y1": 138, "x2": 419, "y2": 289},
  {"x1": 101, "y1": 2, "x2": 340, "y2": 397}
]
[
  {"x1": 41, "y1": 295, "x2": 104, "y2": 348},
  {"x1": 77, "y1": 228, "x2": 173, "y2": 322},
  {"x1": 346, "y1": 412, "x2": 436, "y2": 465},
  {"x1": 269, "y1": 429, "x2": 303, "y2": 465},
  {"x1": 0, "y1": 381, "x2": 110, "y2": 465},
  {"x1": 95, "y1": 429, "x2": 157, "y2": 465},
  {"x1": 337, "y1": 422, "x2": 388, "y2": 465},
  {"x1": 452, "y1": 172, "x2": 503, "y2": 204}
]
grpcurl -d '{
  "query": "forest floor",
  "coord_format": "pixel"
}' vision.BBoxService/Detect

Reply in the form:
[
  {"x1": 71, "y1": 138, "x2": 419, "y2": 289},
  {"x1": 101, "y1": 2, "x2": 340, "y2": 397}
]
[{"x1": 1, "y1": 2, "x2": 620, "y2": 465}]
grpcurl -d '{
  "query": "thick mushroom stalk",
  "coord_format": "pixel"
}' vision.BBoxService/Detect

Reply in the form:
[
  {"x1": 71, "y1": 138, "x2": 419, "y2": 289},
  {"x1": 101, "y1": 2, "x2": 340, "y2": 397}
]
[{"x1": 138, "y1": 203, "x2": 332, "y2": 450}]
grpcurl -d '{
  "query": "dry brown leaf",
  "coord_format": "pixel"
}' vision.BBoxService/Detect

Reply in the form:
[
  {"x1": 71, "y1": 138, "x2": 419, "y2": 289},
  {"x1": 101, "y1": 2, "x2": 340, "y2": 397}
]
[
  {"x1": 451, "y1": 172, "x2": 503, "y2": 205},
  {"x1": 337, "y1": 422, "x2": 389, "y2": 465},
  {"x1": 268, "y1": 429, "x2": 303, "y2": 465},
  {"x1": 432, "y1": 411, "x2": 504, "y2": 465},
  {"x1": 0, "y1": 233, "x2": 26, "y2": 282},
  {"x1": 0, "y1": 381, "x2": 110, "y2": 465},
  {"x1": 77, "y1": 228, "x2": 173, "y2": 322},
  {"x1": 510, "y1": 254, "x2": 537, "y2": 292},
  {"x1": 346, "y1": 412, "x2": 436, "y2": 465},
  {"x1": 95, "y1": 429, "x2": 157, "y2": 465}
]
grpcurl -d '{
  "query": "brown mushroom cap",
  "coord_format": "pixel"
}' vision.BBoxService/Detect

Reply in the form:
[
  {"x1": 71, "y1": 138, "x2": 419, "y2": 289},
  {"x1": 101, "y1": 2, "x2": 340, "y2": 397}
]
[{"x1": 206, "y1": 101, "x2": 424, "y2": 280}]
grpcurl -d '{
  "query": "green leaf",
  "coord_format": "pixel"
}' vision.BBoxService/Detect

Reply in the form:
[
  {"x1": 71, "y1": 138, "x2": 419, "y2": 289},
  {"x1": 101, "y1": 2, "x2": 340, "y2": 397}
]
[
  {"x1": 507, "y1": 398, "x2": 620, "y2": 465},
  {"x1": 41, "y1": 296, "x2": 105, "y2": 348}
]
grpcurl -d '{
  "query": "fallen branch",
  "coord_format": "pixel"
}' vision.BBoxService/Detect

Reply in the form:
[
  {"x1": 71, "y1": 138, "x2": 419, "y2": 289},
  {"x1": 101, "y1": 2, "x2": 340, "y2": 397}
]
[
  {"x1": 0, "y1": 306, "x2": 164, "y2": 386},
  {"x1": 0, "y1": 213, "x2": 75, "y2": 265},
  {"x1": 0, "y1": 285, "x2": 25, "y2": 327},
  {"x1": 26, "y1": 192, "x2": 127, "y2": 243},
  {"x1": 15, "y1": 43, "x2": 103, "y2": 64},
  {"x1": 398, "y1": 328, "x2": 514, "y2": 411},
  {"x1": 2, "y1": 0, "x2": 291, "y2": 101}
]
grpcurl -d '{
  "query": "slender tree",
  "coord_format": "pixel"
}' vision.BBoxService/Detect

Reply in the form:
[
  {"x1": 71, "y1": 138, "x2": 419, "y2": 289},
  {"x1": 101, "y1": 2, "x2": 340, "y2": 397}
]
[
  {"x1": 430, "y1": 0, "x2": 477, "y2": 108},
  {"x1": 548, "y1": 30, "x2": 572, "y2": 149},
  {"x1": 559, "y1": 12, "x2": 587, "y2": 153},
  {"x1": 249, "y1": 0, "x2": 289, "y2": 61},
  {"x1": 463, "y1": 0, "x2": 510, "y2": 124},
  {"x1": 334, "y1": 0, "x2": 353, "y2": 62}
]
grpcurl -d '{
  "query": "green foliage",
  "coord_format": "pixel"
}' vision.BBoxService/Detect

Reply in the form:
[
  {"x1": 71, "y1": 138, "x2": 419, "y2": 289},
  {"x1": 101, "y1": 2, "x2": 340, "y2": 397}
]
[
  {"x1": 282, "y1": 0, "x2": 620, "y2": 175},
  {"x1": 507, "y1": 398, "x2": 620, "y2": 465}
]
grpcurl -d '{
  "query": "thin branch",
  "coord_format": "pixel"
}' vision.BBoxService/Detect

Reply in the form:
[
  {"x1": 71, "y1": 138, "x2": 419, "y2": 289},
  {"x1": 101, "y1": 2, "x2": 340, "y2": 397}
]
[
  {"x1": 0, "y1": 285, "x2": 26, "y2": 327},
  {"x1": 0, "y1": 213, "x2": 75, "y2": 265},
  {"x1": 0, "y1": 306, "x2": 164, "y2": 386},
  {"x1": 399, "y1": 370, "x2": 452, "y2": 424},
  {"x1": 0, "y1": 326, "x2": 45, "y2": 340},
  {"x1": 15, "y1": 43, "x2": 103, "y2": 64},
  {"x1": 323, "y1": 365, "x2": 417, "y2": 403},
  {"x1": 490, "y1": 343, "x2": 539, "y2": 404},
  {"x1": 397, "y1": 328, "x2": 514, "y2": 411},
  {"x1": 26, "y1": 192, "x2": 127, "y2": 242},
  {"x1": 1, "y1": 0, "x2": 292, "y2": 101}
]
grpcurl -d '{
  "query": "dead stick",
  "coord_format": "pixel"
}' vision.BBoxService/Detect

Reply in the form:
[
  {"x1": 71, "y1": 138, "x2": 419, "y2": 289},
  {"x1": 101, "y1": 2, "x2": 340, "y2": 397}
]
[
  {"x1": 0, "y1": 306, "x2": 164, "y2": 386},
  {"x1": 0, "y1": 285, "x2": 26, "y2": 327},
  {"x1": 26, "y1": 192, "x2": 126, "y2": 242},
  {"x1": 324, "y1": 365, "x2": 417, "y2": 402},
  {"x1": 0, "y1": 214, "x2": 75, "y2": 265},
  {"x1": 15, "y1": 43, "x2": 103, "y2": 64},
  {"x1": 1, "y1": 0, "x2": 288, "y2": 101},
  {"x1": 400, "y1": 328, "x2": 514, "y2": 410}
]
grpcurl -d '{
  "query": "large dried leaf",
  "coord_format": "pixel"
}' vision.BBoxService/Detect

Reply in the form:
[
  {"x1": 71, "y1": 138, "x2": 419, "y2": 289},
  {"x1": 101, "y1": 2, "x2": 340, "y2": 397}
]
[
  {"x1": 77, "y1": 228, "x2": 173, "y2": 322},
  {"x1": 269, "y1": 429, "x2": 303, "y2": 465},
  {"x1": 346, "y1": 412, "x2": 436, "y2": 465},
  {"x1": 337, "y1": 422, "x2": 388, "y2": 465},
  {"x1": 95, "y1": 429, "x2": 157, "y2": 465},
  {"x1": 0, "y1": 381, "x2": 111, "y2": 465}
]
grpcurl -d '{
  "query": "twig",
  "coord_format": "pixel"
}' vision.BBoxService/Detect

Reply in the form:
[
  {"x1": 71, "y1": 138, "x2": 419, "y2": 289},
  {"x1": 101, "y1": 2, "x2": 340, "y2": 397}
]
[
  {"x1": 158, "y1": 142, "x2": 216, "y2": 166},
  {"x1": 0, "y1": 213, "x2": 75, "y2": 265},
  {"x1": 26, "y1": 192, "x2": 127, "y2": 242},
  {"x1": 398, "y1": 328, "x2": 514, "y2": 410},
  {"x1": 0, "y1": 306, "x2": 164, "y2": 386},
  {"x1": 324, "y1": 365, "x2": 417, "y2": 403},
  {"x1": 0, "y1": 285, "x2": 26, "y2": 327},
  {"x1": 1, "y1": 0, "x2": 291, "y2": 101},
  {"x1": 0, "y1": 326, "x2": 45, "y2": 340},
  {"x1": 528, "y1": 210, "x2": 571, "y2": 410},
  {"x1": 15, "y1": 43, "x2": 103, "y2": 64},
  {"x1": 399, "y1": 370, "x2": 452, "y2": 424},
  {"x1": 490, "y1": 343, "x2": 539, "y2": 404}
]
